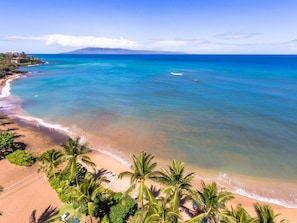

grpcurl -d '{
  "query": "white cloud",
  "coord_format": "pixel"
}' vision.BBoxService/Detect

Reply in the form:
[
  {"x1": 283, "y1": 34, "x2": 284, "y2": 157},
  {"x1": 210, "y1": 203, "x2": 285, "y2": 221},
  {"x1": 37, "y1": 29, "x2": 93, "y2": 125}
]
[
  {"x1": 7, "y1": 34, "x2": 139, "y2": 49},
  {"x1": 215, "y1": 32, "x2": 258, "y2": 40},
  {"x1": 290, "y1": 39, "x2": 297, "y2": 50},
  {"x1": 5, "y1": 34, "x2": 297, "y2": 53},
  {"x1": 44, "y1": 34, "x2": 139, "y2": 48},
  {"x1": 7, "y1": 35, "x2": 47, "y2": 41},
  {"x1": 152, "y1": 40, "x2": 187, "y2": 48}
]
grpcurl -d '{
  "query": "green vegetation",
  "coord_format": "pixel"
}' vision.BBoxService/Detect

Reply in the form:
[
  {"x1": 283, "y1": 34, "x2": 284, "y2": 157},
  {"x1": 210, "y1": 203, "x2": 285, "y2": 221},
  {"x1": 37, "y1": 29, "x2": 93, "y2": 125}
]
[
  {"x1": 186, "y1": 181, "x2": 235, "y2": 223},
  {"x1": 108, "y1": 194, "x2": 137, "y2": 223},
  {"x1": 0, "y1": 125, "x2": 36, "y2": 166},
  {"x1": 38, "y1": 149, "x2": 63, "y2": 178},
  {"x1": 61, "y1": 137, "x2": 96, "y2": 186},
  {"x1": 36, "y1": 144, "x2": 288, "y2": 223},
  {"x1": 0, "y1": 129, "x2": 289, "y2": 222},
  {"x1": 0, "y1": 51, "x2": 42, "y2": 77},
  {"x1": 254, "y1": 203, "x2": 288, "y2": 223},
  {"x1": 118, "y1": 151, "x2": 159, "y2": 222},
  {"x1": 37, "y1": 138, "x2": 137, "y2": 223},
  {"x1": 6, "y1": 149, "x2": 36, "y2": 166},
  {"x1": 156, "y1": 160, "x2": 195, "y2": 213},
  {"x1": 0, "y1": 131, "x2": 18, "y2": 159}
]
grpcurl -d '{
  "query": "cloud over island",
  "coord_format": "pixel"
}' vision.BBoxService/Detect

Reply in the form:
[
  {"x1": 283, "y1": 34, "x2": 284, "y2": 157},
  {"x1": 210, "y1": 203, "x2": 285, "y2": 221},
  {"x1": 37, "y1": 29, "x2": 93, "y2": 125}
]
[
  {"x1": 4, "y1": 34, "x2": 297, "y2": 54},
  {"x1": 45, "y1": 35, "x2": 139, "y2": 49}
]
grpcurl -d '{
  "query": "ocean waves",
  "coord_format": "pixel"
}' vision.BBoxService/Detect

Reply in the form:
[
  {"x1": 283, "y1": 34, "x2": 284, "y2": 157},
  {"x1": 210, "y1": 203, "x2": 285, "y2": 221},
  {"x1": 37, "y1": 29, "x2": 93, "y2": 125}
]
[{"x1": 216, "y1": 172, "x2": 297, "y2": 208}]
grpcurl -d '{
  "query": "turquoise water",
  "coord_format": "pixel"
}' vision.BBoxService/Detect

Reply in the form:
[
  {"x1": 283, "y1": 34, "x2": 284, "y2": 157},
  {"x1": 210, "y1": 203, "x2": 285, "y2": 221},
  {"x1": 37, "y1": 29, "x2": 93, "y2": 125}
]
[{"x1": 3, "y1": 54, "x2": 297, "y2": 207}]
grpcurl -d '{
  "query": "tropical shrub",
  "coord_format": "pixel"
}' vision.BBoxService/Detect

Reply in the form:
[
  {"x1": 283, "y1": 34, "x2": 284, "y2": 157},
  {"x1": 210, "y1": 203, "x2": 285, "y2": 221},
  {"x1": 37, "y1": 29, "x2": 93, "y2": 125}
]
[
  {"x1": 0, "y1": 131, "x2": 15, "y2": 149},
  {"x1": 47, "y1": 163, "x2": 88, "y2": 203},
  {"x1": 0, "y1": 131, "x2": 17, "y2": 159},
  {"x1": 49, "y1": 176, "x2": 77, "y2": 203},
  {"x1": 6, "y1": 150, "x2": 36, "y2": 166},
  {"x1": 49, "y1": 173, "x2": 75, "y2": 203},
  {"x1": 109, "y1": 193, "x2": 137, "y2": 223},
  {"x1": 100, "y1": 215, "x2": 111, "y2": 223}
]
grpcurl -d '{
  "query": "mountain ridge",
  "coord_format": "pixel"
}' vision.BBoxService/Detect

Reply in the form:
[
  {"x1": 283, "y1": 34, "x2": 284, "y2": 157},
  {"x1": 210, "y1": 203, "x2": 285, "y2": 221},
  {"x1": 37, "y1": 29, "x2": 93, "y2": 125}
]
[{"x1": 62, "y1": 47, "x2": 185, "y2": 55}]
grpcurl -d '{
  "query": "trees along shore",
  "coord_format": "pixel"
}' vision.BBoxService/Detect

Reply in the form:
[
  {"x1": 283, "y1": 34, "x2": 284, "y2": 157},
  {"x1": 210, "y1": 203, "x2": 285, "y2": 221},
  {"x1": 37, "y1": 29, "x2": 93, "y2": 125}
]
[
  {"x1": 0, "y1": 51, "x2": 43, "y2": 78},
  {"x1": 0, "y1": 130, "x2": 289, "y2": 222},
  {"x1": 36, "y1": 141, "x2": 289, "y2": 223}
]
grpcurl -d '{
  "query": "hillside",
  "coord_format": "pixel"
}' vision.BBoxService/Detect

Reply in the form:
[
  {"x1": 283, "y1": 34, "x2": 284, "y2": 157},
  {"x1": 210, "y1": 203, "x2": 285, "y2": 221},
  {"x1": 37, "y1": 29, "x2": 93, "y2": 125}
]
[
  {"x1": 62, "y1": 47, "x2": 184, "y2": 54},
  {"x1": 0, "y1": 52, "x2": 42, "y2": 77}
]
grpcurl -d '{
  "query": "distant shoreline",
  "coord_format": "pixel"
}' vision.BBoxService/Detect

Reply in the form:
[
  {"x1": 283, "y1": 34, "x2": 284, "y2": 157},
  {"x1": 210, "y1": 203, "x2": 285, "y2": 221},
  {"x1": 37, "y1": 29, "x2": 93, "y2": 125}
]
[{"x1": 61, "y1": 47, "x2": 186, "y2": 54}]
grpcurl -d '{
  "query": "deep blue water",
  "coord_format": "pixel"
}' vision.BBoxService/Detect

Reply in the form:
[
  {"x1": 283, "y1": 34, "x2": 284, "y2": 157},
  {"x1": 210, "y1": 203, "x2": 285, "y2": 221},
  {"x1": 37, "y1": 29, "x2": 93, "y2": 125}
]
[{"x1": 4, "y1": 54, "x2": 297, "y2": 207}]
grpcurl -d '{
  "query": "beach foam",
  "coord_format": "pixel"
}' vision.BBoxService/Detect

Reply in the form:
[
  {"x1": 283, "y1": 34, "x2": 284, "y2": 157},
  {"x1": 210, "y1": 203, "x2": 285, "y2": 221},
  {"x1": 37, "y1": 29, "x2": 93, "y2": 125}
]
[
  {"x1": 14, "y1": 114, "x2": 73, "y2": 136},
  {"x1": 233, "y1": 187, "x2": 297, "y2": 208},
  {"x1": 92, "y1": 147, "x2": 131, "y2": 168},
  {"x1": 217, "y1": 172, "x2": 297, "y2": 208},
  {"x1": 1, "y1": 78, "x2": 14, "y2": 97}
]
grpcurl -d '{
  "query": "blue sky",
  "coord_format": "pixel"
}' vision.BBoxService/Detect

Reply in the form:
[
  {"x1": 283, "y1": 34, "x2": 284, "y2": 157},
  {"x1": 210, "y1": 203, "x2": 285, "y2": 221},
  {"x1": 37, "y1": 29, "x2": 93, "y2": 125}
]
[{"x1": 1, "y1": 0, "x2": 297, "y2": 54}]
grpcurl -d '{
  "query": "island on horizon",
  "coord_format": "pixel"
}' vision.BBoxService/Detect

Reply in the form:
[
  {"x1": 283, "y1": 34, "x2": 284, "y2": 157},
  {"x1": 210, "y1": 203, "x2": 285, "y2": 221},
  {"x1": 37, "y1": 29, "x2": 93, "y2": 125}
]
[{"x1": 62, "y1": 47, "x2": 186, "y2": 55}]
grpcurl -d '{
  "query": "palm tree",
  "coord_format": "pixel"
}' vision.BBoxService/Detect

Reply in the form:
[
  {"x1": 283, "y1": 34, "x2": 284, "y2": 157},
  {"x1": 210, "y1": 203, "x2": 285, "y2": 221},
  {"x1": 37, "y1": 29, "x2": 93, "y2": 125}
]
[
  {"x1": 229, "y1": 204, "x2": 257, "y2": 223},
  {"x1": 118, "y1": 151, "x2": 159, "y2": 223},
  {"x1": 76, "y1": 173, "x2": 105, "y2": 223},
  {"x1": 186, "y1": 181, "x2": 236, "y2": 223},
  {"x1": 61, "y1": 137, "x2": 96, "y2": 186},
  {"x1": 156, "y1": 159, "x2": 195, "y2": 211},
  {"x1": 38, "y1": 149, "x2": 63, "y2": 178},
  {"x1": 144, "y1": 195, "x2": 181, "y2": 223},
  {"x1": 254, "y1": 203, "x2": 288, "y2": 223}
]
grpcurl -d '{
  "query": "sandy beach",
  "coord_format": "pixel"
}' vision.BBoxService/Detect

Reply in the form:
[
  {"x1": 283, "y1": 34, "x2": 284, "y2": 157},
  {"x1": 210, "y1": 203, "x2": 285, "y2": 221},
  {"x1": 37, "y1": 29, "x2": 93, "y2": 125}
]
[{"x1": 0, "y1": 74, "x2": 296, "y2": 222}]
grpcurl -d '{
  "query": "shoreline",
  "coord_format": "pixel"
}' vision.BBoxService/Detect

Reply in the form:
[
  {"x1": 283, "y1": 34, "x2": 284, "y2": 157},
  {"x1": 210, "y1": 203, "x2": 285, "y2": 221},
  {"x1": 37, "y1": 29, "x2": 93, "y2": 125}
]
[{"x1": 0, "y1": 73, "x2": 296, "y2": 222}]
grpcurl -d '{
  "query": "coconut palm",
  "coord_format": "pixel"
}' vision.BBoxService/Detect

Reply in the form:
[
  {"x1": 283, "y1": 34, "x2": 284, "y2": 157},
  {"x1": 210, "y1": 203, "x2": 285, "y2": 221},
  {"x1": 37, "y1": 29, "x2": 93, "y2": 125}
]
[
  {"x1": 144, "y1": 194, "x2": 181, "y2": 223},
  {"x1": 186, "y1": 181, "x2": 236, "y2": 223},
  {"x1": 156, "y1": 160, "x2": 195, "y2": 211},
  {"x1": 38, "y1": 149, "x2": 63, "y2": 178},
  {"x1": 61, "y1": 137, "x2": 96, "y2": 186},
  {"x1": 118, "y1": 151, "x2": 159, "y2": 223},
  {"x1": 229, "y1": 204, "x2": 257, "y2": 223},
  {"x1": 76, "y1": 173, "x2": 105, "y2": 223},
  {"x1": 254, "y1": 203, "x2": 288, "y2": 223}
]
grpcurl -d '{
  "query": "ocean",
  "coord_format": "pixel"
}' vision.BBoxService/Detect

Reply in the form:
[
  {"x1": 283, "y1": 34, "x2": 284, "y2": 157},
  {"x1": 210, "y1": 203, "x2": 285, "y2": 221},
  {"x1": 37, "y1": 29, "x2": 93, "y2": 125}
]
[{"x1": 1, "y1": 54, "x2": 297, "y2": 207}]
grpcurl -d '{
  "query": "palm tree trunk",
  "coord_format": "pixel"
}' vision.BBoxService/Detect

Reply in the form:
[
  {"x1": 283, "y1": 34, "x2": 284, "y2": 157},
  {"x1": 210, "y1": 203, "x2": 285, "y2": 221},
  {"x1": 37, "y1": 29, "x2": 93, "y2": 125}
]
[
  {"x1": 76, "y1": 175, "x2": 79, "y2": 187},
  {"x1": 141, "y1": 198, "x2": 144, "y2": 223},
  {"x1": 139, "y1": 180, "x2": 144, "y2": 223}
]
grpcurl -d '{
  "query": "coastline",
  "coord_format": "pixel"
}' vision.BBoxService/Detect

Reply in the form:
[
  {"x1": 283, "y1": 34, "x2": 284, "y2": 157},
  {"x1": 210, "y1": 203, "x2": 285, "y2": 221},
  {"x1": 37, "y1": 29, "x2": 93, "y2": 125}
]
[{"x1": 0, "y1": 74, "x2": 296, "y2": 222}]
